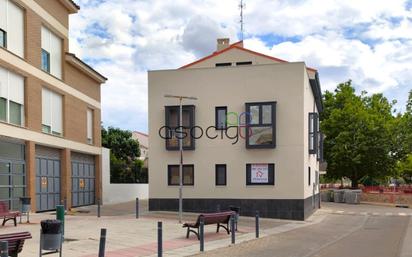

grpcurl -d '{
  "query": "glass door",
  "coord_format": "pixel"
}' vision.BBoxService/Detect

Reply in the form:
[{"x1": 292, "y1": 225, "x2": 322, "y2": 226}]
[{"x1": 0, "y1": 161, "x2": 26, "y2": 211}]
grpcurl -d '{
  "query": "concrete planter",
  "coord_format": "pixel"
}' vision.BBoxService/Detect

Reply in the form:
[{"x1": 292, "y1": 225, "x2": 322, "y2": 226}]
[{"x1": 333, "y1": 190, "x2": 345, "y2": 203}]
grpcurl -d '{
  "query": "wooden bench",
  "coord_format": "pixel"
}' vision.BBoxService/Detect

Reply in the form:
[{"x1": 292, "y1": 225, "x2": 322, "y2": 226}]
[
  {"x1": 0, "y1": 232, "x2": 32, "y2": 257},
  {"x1": 0, "y1": 201, "x2": 21, "y2": 227},
  {"x1": 183, "y1": 211, "x2": 235, "y2": 239}
]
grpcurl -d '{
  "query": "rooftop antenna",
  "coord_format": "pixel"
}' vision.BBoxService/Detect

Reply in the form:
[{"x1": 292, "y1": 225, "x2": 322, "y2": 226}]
[{"x1": 239, "y1": 0, "x2": 245, "y2": 40}]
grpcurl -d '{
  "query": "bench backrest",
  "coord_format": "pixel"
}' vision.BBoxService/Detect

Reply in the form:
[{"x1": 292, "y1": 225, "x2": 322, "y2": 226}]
[
  {"x1": 0, "y1": 201, "x2": 9, "y2": 213},
  {"x1": 0, "y1": 232, "x2": 32, "y2": 254},
  {"x1": 196, "y1": 211, "x2": 235, "y2": 226}
]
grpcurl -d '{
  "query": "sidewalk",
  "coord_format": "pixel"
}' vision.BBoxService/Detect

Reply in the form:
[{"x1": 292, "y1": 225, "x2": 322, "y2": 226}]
[{"x1": 0, "y1": 200, "x2": 323, "y2": 257}]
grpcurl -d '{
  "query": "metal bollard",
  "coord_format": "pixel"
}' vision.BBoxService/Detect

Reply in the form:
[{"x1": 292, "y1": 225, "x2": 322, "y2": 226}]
[
  {"x1": 97, "y1": 199, "x2": 101, "y2": 218},
  {"x1": 136, "y1": 198, "x2": 139, "y2": 219},
  {"x1": 231, "y1": 214, "x2": 235, "y2": 244},
  {"x1": 255, "y1": 211, "x2": 260, "y2": 238},
  {"x1": 98, "y1": 228, "x2": 107, "y2": 257},
  {"x1": 56, "y1": 205, "x2": 65, "y2": 237},
  {"x1": 0, "y1": 241, "x2": 8, "y2": 257},
  {"x1": 199, "y1": 217, "x2": 204, "y2": 252},
  {"x1": 158, "y1": 221, "x2": 163, "y2": 257}
]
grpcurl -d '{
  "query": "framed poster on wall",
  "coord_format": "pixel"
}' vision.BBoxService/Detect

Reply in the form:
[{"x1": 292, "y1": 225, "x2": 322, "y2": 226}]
[{"x1": 246, "y1": 163, "x2": 275, "y2": 185}]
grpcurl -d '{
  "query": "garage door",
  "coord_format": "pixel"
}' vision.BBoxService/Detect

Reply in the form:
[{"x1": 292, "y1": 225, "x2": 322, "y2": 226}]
[
  {"x1": 36, "y1": 146, "x2": 61, "y2": 212},
  {"x1": 71, "y1": 153, "x2": 95, "y2": 207}
]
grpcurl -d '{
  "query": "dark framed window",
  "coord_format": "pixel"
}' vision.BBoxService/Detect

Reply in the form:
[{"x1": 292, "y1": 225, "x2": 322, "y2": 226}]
[
  {"x1": 309, "y1": 112, "x2": 318, "y2": 154},
  {"x1": 165, "y1": 105, "x2": 195, "y2": 150},
  {"x1": 246, "y1": 163, "x2": 275, "y2": 185},
  {"x1": 0, "y1": 29, "x2": 6, "y2": 48},
  {"x1": 236, "y1": 61, "x2": 252, "y2": 66},
  {"x1": 41, "y1": 49, "x2": 50, "y2": 72},
  {"x1": 317, "y1": 132, "x2": 324, "y2": 161},
  {"x1": 215, "y1": 62, "x2": 232, "y2": 67},
  {"x1": 168, "y1": 165, "x2": 194, "y2": 186},
  {"x1": 245, "y1": 102, "x2": 276, "y2": 149},
  {"x1": 215, "y1": 164, "x2": 227, "y2": 186},
  {"x1": 308, "y1": 167, "x2": 311, "y2": 186},
  {"x1": 215, "y1": 106, "x2": 227, "y2": 130}
]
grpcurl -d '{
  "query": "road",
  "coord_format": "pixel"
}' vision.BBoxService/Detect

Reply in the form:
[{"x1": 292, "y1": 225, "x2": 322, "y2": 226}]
[{"x1": 194, "y1": 203, "x2": 412, "y2": 257}]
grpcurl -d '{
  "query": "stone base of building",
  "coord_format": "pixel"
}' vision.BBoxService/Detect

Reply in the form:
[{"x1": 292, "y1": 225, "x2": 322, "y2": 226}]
[{"x1": 149, "y1": 194, "x2": 320, "y2": 221}]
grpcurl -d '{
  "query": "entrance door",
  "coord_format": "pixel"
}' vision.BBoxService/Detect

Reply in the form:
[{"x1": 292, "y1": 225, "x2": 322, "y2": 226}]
[
  {"x1": 71, "y1": 153, "x2": 95, "y2": 207},
  {"x1": 0, "y1": 161, "x2": 26, "y2": 211},
  {"x1": 36, "y1": 158, "x2": 61, "y2": 211}
]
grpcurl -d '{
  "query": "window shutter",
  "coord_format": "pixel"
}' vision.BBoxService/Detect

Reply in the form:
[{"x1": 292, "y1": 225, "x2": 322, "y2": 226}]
[
  {"x1": 0, "y1": 66, "x2": 8, "y2": 99},
  {"x1": 87, "y1": 109, "x2": 93, "y2": 140},
  {"x1": 50, "y1": 32, "x2": 62, "y2": 78},
  {"x1": 42, "y1": 89, "x2": 51, "y2": 127},
  {"x1": 8, "y1": 71, "x2": 24, "y2": 104},
  {"x1": 0, "y1": 0, "x2": 6, "y2": 32},
  {"x1": 41, "y1": 26, "x2": 50, "y2": 52},
  {"x1": 51, "y1": 92, "x2": 62, "y2": 134},
  {"x1": 7, "y1": 1, "x2": 24, "y2": 57}
]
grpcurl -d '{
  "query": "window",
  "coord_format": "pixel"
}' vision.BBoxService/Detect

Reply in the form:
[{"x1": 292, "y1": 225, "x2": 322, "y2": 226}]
[
  {"x1": 87, "y1": 108, "x2": 93, "y2": 144},
  {"x1": 0, "y1": 0, "x2": 24, "y2": 57},
  {"x1": 165, "y1": 105, "x2": 195, "y2": 150},
  {"x1": 215, "y1": 164, "x2": 227, "y2": 186},
  {"x1": 309, "y1": 112, "x2": 318, "y2": 154},
  {"x1": 41, "y1": 49, "x2": 50, "y2": 73},
  {"x1": 215, "y1": 62, "x2": 232, "y2": 67},
  {"x1": 308, "y1": 167, "x2": 311, "y2": 186},
  {"x1": 42, "y1": 88, "x2": 63, "y2": 136},
  {"x1": 245, "y1": 102, "x2": 276, "y2": 148},
  {"x1": 236, "y1": 61, "x2": 252, "y2": 66},
  {"x1": 168, "y1": 165, "x2": 194, "y2": 186},
  {"x1": 41, "y1": 26, "x2": 62, "y2": 78},
  {"x1": 317, "y1": 132, "x2": 324, "y2": 161},
  {"x1": 215, "y1": 106, "x2": 227, "y2": 130},
  {"x1": 0, "y1": 66, "x2": 24, "y2": 126},
  {"x1": 0, "y1": 29, "x2": 6, "y2": 48},
  {"x1": 246, "y1": 163, "x2": 275, "y2": 185}
]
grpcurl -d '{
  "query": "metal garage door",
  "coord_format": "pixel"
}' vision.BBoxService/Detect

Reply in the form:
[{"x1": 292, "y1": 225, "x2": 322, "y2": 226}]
[
  {"x1": 71, "y1": 153, "x2": 95, "y2": 207},
  {"x1": 36, "y1": 146, "x2": 61, "y2": 212}
]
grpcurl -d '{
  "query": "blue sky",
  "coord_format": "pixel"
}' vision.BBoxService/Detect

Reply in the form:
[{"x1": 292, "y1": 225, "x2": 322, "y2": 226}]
[{"x1": 69, "y1": 0, "x2": 412, "y2": 133}]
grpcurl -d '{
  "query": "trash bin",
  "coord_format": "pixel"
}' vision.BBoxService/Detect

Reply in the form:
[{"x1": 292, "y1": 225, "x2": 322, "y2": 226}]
[
  {"x1": 229, "y1": 206, "x2": 240, "y2": 231},
  {"x1": 20, "y1": 197, "x2": 31, "y2": 213},
  {"x1": 40, "y1": 219, "x2": 62, "y2": 250},
  {"x1": 321, "y1": 191, "x2": 331, "y2": 202}
]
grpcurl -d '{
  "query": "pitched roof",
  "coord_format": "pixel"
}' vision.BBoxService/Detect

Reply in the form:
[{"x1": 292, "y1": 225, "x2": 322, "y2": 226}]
[
  {"x1": 65, "y1": 53, "x2": 107, "y2": 83},
  {"x1": 179, "y1": 40, "x2": 317, "y2": 72},
  {"x1": 59, "y1": 0, "x2": 80, "y2": 13}
]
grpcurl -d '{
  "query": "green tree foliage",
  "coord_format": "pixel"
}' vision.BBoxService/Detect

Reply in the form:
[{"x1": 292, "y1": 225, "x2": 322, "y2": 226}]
[
  {"x1": 321, "y1": 81, "x2": 407, "y2": 187},
  {"x1": 102, "y1": 126, "x2": 147, "y2": 183}
]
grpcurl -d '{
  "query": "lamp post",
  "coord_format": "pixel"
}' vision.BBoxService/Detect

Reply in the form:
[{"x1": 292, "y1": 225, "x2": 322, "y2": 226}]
[{"x1": 164, "y1": 94, "x2": 197, "y2": 223}]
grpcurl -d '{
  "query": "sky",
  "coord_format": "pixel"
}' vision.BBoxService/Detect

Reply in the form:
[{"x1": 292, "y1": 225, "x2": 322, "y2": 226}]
[{"x1": 69, "y1": 0, "x2": 412, "y2": 133}]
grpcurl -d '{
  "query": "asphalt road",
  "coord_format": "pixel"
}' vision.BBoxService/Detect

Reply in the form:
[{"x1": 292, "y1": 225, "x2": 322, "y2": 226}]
[{"x1": 195, "y1": 204, "x2": 411, "y2": 257}]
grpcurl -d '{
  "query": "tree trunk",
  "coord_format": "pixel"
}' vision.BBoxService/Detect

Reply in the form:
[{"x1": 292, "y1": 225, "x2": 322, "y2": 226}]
[{"x1": 351, "y1": 176, "x2": 358, "y2": 188}]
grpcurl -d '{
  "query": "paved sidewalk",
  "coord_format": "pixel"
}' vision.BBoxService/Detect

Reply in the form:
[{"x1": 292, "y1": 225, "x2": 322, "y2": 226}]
[{"x1": 0, "y1": 200, "x2": 306, "y2": 257}]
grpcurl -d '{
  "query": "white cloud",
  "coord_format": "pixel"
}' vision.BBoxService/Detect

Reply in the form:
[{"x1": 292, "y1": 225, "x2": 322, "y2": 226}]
[{"x1": 69, "y1": 0, "x2": 412, "y2": 132}]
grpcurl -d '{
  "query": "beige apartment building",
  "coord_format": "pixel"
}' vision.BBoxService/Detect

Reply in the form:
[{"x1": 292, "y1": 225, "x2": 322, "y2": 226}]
[
  {"x1": 148, "y1": 39, "x2": 323, "y2": 220},
  {"x1": 0, "y1": 0, "x2": 106, "y2": 212}
]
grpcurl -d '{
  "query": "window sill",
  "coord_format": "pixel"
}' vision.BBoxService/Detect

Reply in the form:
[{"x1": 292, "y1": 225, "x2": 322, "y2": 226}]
[
  {"x1": 0, "y1": 120, "x2": 27, "y2": 129},
  {"x1": 41, "y1": 131, "x2": 64, "y2": 139}
]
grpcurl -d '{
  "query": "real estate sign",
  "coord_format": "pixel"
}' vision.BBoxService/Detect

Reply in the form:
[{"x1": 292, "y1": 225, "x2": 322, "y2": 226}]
[{"x1": 251, "y1": 164, "x2": 269, "y2": 183}]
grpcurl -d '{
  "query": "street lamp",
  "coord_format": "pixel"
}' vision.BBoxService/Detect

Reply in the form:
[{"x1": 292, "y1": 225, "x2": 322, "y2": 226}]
[{"x1": 164, "y1": 94, "x2": 198, "y2": 223}]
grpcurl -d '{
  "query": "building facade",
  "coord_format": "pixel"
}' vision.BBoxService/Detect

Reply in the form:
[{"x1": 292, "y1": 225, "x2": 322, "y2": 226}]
[
  {"x1": 0, "y1": 0, "x2": 106, "y2": 212},
  {"x1": 148, "y1": 39, "x2": 323, "y2": 220}
]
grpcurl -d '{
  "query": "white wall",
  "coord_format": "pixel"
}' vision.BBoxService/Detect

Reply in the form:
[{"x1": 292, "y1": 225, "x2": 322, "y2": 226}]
[{"x1": 102, "y1": 148, "x2": 149, "y2": 204}]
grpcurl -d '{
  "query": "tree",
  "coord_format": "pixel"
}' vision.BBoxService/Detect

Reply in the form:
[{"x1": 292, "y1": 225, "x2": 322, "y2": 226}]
[
  {"x1": 101, "y1": 126, "x2": 145, "y2": 183},
  {"x1": 321, "y1": 81, "x2": 403, "y2": 187}
]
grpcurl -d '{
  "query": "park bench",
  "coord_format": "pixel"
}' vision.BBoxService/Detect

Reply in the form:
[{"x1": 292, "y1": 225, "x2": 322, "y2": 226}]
[
  {"x1": 0, "y1": 232, "x2": 32, "y2": 257},
  {"x1": 183, "y1": 211, "x2": 235, "y2": 239},
  {"x1": 0, "y1": 201, "x2": 21, "y2": 227}
]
